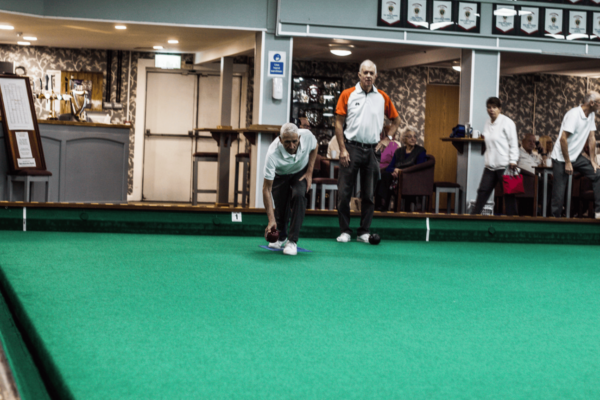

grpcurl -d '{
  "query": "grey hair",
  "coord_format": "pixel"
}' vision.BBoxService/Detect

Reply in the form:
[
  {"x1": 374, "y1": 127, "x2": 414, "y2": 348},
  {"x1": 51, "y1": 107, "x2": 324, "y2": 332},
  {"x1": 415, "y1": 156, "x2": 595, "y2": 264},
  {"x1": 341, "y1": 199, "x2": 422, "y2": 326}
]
[
  {"x1": 401, "y1": 126, "x2": 419, "y2": 142},
  {"x1": 359, "y1": 59, "x2": 377, "y2": 75},
  {"x1": 280, "y1": 122, "x2": 299, "y2": 136},
  {"x1": 583, "y1": 91, "x2": 600, "y2": 105}
]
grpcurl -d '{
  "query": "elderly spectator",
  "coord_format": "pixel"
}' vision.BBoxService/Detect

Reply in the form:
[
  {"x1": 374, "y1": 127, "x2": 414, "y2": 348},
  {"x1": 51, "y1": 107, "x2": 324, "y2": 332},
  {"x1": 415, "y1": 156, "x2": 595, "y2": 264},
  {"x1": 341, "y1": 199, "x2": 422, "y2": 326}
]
[
  {"x1": 518, "y1": 133, "x2": 543, "y2": 174},
  {"x1": 375, "y1": 127, "x2": 426, "y2": 211},
  {"x1": 550, "y1": 91, "x2": 600, "y2": 219}
]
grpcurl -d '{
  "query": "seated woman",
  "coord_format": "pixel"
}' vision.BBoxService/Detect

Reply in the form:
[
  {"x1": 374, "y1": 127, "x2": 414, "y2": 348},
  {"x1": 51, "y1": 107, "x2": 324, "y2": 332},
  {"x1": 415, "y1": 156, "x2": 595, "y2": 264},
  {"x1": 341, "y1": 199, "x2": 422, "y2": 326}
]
[{"x1": 375, "y1": 126, "x2": 427, "y2": 211}]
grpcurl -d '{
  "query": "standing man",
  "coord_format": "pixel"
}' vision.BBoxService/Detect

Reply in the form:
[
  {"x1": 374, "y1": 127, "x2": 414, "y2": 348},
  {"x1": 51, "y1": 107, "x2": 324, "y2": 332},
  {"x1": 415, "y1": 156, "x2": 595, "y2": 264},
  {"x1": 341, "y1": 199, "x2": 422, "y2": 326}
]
[
  {"x1": 263, "y1": 123, "x2": 318, "y2": 255},
  {"x1": 334, "y1": 60, "x2": 401, "y2": 242},
  {"x1": 550, "y1": 91, "x2": 600, "y2": 219}
]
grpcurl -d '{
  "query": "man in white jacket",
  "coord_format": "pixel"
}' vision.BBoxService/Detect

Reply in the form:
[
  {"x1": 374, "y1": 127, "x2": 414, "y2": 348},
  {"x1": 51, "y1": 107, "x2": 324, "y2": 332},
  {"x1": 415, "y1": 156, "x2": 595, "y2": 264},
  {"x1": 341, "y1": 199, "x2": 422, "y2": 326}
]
[
  {"x1": 550, "y1": 91, "x2": 600, "y2": 218},
  {"x1": 471, "y1": 97, "x2": 519, "y2": 216}
]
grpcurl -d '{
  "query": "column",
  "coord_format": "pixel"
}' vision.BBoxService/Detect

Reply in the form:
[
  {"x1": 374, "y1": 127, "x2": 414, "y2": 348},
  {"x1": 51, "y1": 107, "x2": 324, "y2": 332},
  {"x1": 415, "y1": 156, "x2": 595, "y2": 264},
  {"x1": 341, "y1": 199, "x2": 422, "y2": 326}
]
[
  {"x1": 216, "y1": 57, "x2": 234, "y2": 206},
  {"x1": 457, "y1": 49, "x2": 500, "y2": 212},
  {"x1": 249, "y1": 32, "x2": 293, "y2": 208}
]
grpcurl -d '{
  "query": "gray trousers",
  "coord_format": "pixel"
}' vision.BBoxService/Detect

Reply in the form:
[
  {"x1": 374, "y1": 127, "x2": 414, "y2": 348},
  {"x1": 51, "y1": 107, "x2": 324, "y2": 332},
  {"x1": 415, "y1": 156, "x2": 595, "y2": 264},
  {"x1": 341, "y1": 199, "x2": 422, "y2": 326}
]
[
  {"x1": 337, "y1": 142, "x2": 379, "y2": 236},
  {"x1": 551, "y1": 154, "x2": 600, "y2": 217},
  {"x1": 272, "y1": 167, "x2": 308, "y2": 243},
  {"x1": 472, "y1": 168, "x2": 517, "y2": 216}
]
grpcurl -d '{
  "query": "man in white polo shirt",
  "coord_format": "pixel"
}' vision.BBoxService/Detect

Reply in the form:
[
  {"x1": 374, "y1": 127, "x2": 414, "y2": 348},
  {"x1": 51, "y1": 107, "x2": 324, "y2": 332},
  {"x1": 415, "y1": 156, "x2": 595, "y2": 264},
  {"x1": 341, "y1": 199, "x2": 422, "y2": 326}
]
[
  {"x1": 334, "y1": 59, "x2": 401, "y2": 242},
  {"x1": 550, "y1": 91, "x2": 600, "y2": 218},
  {"x1": 263, "y1": 123, "x2": 318, "y2": 255}
]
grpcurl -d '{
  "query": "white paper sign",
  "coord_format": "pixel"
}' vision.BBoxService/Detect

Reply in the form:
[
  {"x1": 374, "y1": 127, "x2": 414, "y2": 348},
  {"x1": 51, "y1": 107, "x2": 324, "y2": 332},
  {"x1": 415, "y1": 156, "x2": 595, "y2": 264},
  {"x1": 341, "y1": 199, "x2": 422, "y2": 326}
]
[
  {"x1": 15, "y1": 131, "x2": 33, "y2": 158},
  {"x1": 592, "y1": 13, "x2": 600, "y2": 38},
  {"x1": 432, "y1": 1, "x2": 452, "y2": 24},
  {"x1": 0, "y1": 78, "x2": 34, "y2": 131},
  {"x1": 267, "y1": 51, "x2": 286, "y2": 78},
  {"x1": 380, "y1": 0, "x2": 401, "y2": 25},
  {"x1": 569, "y1": 11, "x2": 587, "y2": 35},
  {"x1": 545, "y1": 9, "x2": 563, "y2": 35},
  {"x1": 495, "y1": 6, "x2": 515, "y2": 33},
  {"x1": 17, "y1": 158, "x2": 36, "y2": 168},
  {"x1": 232, "y1": 212, "x2": 242, "y2": 222},
  {"x1": 407, "y1": 0, "x2": 427, "y2": 28},
  {"x1": 520, "y1": 7, "x2": 540, "y2": 35},
  {"x1": 458, "y1": 3, "x2": 477, "y2": 31}
]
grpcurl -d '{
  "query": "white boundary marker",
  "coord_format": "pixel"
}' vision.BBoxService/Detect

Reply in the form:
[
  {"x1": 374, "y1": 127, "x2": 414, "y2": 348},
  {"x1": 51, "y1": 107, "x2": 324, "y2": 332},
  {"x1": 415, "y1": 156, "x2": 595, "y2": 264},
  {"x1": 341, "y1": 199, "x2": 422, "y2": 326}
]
[{"x1": 426, "y1": 217, "x2": 430, "y2": 242}]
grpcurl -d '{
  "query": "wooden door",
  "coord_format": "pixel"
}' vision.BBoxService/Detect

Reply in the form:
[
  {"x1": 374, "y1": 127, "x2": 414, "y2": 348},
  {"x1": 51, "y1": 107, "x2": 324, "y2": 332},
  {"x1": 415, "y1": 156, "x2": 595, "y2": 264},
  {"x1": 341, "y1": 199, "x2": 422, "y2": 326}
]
[{"x1": 424, "y1": 84, "x2": 459, "y2": 211}]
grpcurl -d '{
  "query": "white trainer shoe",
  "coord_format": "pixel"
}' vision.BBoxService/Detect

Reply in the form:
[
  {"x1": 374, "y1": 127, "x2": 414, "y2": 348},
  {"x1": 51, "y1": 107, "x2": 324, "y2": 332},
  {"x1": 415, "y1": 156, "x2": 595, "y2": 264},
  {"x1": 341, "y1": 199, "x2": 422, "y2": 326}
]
[
  {"x1": 357, "y1": 233, "x2": 370, "y2": 243},
  {"x1": 337, "y1": 233, "x2": 351, "y2": 242},
  {"x1": 268, "y1": 239, "x2": 287, "y2": 249},
  {"x1": 283, "y1": 241, "x2": 297, "y2": 256}
]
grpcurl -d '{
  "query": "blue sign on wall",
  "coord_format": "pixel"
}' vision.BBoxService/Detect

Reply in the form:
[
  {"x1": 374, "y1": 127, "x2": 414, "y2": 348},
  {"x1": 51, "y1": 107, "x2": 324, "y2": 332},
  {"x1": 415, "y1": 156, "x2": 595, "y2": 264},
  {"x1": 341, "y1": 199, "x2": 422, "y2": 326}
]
[{"x1": 268, "y1": 51, "x2": 286, "y2": 77}]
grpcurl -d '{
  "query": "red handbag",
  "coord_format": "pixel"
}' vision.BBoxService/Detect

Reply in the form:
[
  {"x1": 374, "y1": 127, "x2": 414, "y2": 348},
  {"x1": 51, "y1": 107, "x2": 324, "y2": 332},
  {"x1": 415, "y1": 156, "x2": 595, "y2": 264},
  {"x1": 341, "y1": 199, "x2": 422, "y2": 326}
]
[{"x1": 502, "y1": 170, "x2": 524, "y2": 195}]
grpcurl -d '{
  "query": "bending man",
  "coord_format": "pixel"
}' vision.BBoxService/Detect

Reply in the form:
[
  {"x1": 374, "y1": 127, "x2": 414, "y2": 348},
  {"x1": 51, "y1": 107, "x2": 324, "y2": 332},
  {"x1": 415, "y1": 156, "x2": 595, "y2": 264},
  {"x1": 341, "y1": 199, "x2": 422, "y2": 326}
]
[
  {"x1": 263, "y1": 123, "x2": 318, "y2": 255},
  {"x1": 550, "y1": 91, "x2": 600, "y2": 218}
]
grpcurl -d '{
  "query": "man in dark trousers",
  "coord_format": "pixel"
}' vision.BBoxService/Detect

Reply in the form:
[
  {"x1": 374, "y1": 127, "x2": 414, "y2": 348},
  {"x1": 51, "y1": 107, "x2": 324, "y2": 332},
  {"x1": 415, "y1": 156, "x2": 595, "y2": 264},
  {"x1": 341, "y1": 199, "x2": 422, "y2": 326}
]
[
  {"x1": 262, "y1": 123, "x2": 318, "y2": 255},
  {"x1": 334, "y1": 59, "x2": 401, "y2": 242}
]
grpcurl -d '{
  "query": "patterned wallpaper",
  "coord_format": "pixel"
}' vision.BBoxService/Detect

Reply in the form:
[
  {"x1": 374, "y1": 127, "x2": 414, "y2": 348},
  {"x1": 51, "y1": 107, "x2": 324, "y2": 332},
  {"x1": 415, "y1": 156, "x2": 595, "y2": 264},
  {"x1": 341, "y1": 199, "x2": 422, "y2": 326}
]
[{"x1": 0, "y1": 45, "x2": 193, "y2": 194}]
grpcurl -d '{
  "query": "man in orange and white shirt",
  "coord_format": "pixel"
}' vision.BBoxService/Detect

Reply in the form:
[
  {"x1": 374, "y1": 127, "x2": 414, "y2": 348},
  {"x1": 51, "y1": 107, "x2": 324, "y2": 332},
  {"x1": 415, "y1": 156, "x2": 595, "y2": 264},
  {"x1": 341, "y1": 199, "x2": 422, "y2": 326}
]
[{"x1": 334, "y1": 60, "x2": 401, "y2": 243}]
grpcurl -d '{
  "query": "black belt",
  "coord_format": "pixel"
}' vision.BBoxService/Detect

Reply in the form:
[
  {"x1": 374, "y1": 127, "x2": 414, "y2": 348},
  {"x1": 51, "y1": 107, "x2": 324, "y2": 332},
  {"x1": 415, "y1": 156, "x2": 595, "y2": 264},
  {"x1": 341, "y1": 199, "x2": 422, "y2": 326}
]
[{"x1": 345, "y1": 139, "x2": 377, "y2": 149}]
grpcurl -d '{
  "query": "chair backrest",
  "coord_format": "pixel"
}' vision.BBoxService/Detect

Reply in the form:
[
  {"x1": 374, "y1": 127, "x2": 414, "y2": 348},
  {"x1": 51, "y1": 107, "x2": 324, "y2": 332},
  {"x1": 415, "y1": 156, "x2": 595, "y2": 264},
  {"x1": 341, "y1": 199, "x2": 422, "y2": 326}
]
[{"x1": 400, "y1": 155, "x2": 435, "y2": 196}]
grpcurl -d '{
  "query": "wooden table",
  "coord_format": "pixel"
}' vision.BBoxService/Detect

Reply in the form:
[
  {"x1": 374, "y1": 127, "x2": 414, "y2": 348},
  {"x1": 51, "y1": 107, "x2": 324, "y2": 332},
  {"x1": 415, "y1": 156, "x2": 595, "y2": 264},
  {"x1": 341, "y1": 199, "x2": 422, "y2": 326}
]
[
  {"x1": 441, "y1": 138, "x2": 486, "y2": 213},
  {"x1": 194, "y1": 125, "x2": 281, "y2": 206}
]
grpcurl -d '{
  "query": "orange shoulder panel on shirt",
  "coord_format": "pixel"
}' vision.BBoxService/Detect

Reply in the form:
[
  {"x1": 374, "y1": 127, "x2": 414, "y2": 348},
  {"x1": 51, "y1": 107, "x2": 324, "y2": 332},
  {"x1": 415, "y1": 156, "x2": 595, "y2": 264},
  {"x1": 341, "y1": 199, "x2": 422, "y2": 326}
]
[
  {"x1": 335, "y1": 87, "x2": 356, "y2": 116},
  {"x1": 379, "y1": 90, "x2": 399, "y2": 119}
]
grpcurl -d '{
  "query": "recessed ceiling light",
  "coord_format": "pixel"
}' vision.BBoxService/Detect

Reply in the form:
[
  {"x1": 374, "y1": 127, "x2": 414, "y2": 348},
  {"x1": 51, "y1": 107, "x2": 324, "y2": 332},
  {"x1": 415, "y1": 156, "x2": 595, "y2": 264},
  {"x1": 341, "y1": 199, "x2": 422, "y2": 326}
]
[
  {"x1": 153, "y1": 46, "x2": 163, "y2": 50},
  {"x1": 115, "y1": 25, "x2": 127, "y2": 30},
  {"x1": 23, "y1": 36, "x2": 37, "y2": 41},
  {"x1": 331, "y1": 49, "x2": 352, "y2": 56},
  {"x1": 0, "y1": 25, "x2": 14, "y2": 30},
  {"x1": 17, "y1": 41, "x2": 30, "y2": 46},
  {"x1": 329, "y1": 44, "x2": 354, "y2": 57},
  {"x1": 168, "y1": 40, "x2": 179, "y2": 44},
  {"x1": 452, "y1": 66, "x2": 461, "y2": 72}
]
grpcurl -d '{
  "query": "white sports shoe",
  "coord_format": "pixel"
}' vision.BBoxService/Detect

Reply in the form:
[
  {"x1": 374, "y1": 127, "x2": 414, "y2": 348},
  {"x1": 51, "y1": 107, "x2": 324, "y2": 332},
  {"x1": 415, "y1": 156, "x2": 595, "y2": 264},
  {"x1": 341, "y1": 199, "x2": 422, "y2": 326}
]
[
  {"x1": 357, "y1": 233, "x2": 370, "y2": 243},
  {"x1": 268, "y1": 239, "x2": 287, "y2": 249},
  {"x1": 283, "y1": 241, "x2": 297, "y2": 256},
  {"x1": 337, "y1": 233, "x2": 351, "y2": 242}
]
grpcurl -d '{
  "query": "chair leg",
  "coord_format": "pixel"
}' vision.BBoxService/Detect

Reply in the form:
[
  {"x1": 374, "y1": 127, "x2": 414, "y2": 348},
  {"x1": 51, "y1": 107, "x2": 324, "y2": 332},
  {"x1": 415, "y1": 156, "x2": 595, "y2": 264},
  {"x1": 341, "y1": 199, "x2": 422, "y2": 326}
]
[
  {"x1": 25, "y1": 177, "x2": 31, "y2": 202},
  {"x1": 192, "y1": 159, "x2": 198, "y2": 206},
  {"x1": 234, "y1": 159, "x2": 240, "y2": 208},
  {"x1": 45, "y1": 179, "x2": 49, "y2": 202},
  {"x1": 310, "y1": 184, "x2": 316, "y2": 210},
  {"x1": 435, "y1": 189, "x2": 440, "y2": 214},
  {"x1": 454, "y1": 189, "x2": 460, "y2": 214},
  {"x1": 242, "y1": 160, "x2": 249, "y2": 207},
  {"x1": 329, "y1": 190, "x2": 335, "y2": 211},
  {"x1": 321, "y1": 185, "x2": 326, "y2": 211}
]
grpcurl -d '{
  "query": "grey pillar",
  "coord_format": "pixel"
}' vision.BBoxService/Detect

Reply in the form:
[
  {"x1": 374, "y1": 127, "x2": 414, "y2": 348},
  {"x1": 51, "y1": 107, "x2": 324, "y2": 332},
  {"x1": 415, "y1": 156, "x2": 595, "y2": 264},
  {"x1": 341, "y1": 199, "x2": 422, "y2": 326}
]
[{"x1": 457, "y1": 49, "x2": 500, "y2": 212}]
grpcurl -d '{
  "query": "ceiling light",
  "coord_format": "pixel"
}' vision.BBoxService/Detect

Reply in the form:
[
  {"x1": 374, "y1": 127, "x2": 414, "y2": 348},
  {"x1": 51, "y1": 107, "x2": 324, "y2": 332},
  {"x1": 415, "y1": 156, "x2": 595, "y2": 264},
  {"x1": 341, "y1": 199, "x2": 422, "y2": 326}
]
[
  {"x1": 452, "y1": 65, "x2": 461, "y2": 72},
  {"x1": 17, "y1": 41, "x2": 30, "y2": 46},
  {"x1": 168, "y1": 40, "x2": 179, "y2": 44},
  {"x1": 494, "y1": 9, "x2": 517, "y2": 17},
  {"x1": 23, "y1": 36, "x2": 37, "y2": 41},
  {"x1": 153, "y1": 45, "x2": 163, "y2": 50},
  {"x1": 115, "y1": 25, "x2": 127, "y2": 30},
  {"x1": 329, "y1": 44, "x2": 354, "y2": 57},
  {"x1": 0, "y1": 25, "x2": 14, "y2": 30}
]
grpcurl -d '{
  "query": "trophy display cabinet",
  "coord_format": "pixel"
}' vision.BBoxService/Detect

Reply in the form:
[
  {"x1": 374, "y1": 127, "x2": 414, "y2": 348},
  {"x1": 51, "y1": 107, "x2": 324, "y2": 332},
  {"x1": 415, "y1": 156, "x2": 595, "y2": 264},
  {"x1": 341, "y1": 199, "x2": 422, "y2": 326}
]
[{"x1": 290, "y1": 76, "x2": 342, "y2": 155}]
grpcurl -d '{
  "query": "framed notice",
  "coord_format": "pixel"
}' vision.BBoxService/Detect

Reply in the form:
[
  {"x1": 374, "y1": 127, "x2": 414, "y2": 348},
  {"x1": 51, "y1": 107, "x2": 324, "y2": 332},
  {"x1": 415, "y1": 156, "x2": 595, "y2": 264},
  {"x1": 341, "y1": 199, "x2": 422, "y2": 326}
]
[
  {"x1": 493, "y1": 4, "x2": 516, "y2": 35},
  {"x1": 591, "y1": 12, "x2": 600, "y2": 39},
  {"x1": 431, "y1": 0, "x2": 454, "y2": 31},
  {"x1": 378, "y1": 0, "x2": 402, "y2": 27},
  {"x1": 545, "y1": 8, "x2": 564, "y2": 37},
  {"x1": 456, "y1": 2, "x2": 480, "y2": 33},
  {"x1": 0, "y1": 75, "x2": 46, "y2": 173},
  {"x1": 406, "y1": 0, "x2": 428, "y2": 28},
  {"x1": 519, "y1": 7, "x2": 542, "y2": 37},
  {"x1": 568, "y1": 10, "x2": 588, "y2": 38}
]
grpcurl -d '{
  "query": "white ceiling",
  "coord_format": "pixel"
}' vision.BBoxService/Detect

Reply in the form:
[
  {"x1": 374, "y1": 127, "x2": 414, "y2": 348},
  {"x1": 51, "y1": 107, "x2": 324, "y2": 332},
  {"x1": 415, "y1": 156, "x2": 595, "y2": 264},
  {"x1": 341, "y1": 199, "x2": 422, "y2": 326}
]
[{"x1": 1, "y1": 10, "x2": 599, "y2": 76}]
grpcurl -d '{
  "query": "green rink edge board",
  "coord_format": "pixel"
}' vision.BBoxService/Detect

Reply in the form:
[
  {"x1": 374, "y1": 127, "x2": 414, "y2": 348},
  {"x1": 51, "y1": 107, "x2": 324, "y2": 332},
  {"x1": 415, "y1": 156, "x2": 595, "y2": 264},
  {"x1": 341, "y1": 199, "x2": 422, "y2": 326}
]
[{"x1": 0, "y1": 203, "x2": 599, "y2": 245}]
